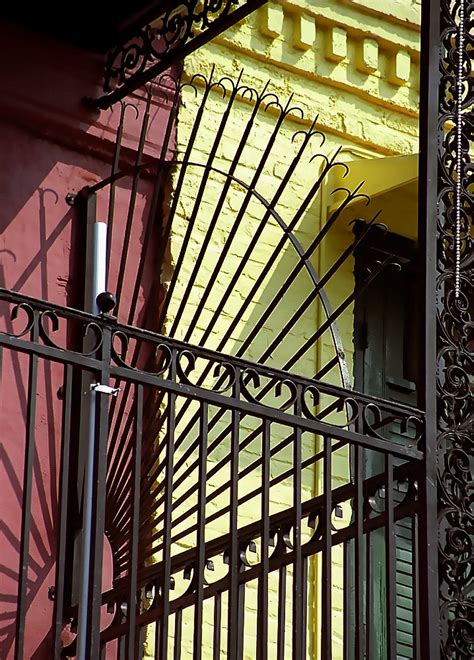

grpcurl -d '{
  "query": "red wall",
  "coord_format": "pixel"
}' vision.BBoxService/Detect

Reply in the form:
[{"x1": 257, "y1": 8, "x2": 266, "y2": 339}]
[{"x1": 0, "y1": 19, "x2": 176, "y2": 657}]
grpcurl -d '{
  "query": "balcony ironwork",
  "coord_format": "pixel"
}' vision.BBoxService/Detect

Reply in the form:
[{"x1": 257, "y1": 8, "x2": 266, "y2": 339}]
[{"x1": 88, "y1": 0, "x2": 268, "y2": 108}]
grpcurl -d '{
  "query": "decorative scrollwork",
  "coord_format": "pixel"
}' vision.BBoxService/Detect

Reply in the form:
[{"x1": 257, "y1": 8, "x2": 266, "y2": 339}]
[
  {"x1": 111, "y1": 330, "x2": 174, "y2": 377},
  {"x1": 211, "y1": 360, "x2": 237, "y2": 393},
  {"x1": 437, "y1": 1, "x2": 473, "y2": 657},
  {"x1": 176, "y1": 349, "x2": 237, "y2": 392},
  {"x1": 95, "y1": 0, "x2": 265, "y2": 107},
  {"x1": 8, "y1": 302, "x2": 35, "y2": 338},
  {"x1": 273, "y1": 378, "x2": 299, "y2": 412}
]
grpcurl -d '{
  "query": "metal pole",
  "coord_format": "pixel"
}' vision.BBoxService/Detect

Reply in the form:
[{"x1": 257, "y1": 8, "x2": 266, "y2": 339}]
[
  {"x1": 417, "y1": 0, "x2": 441, "y2": 657},
  {"x1": 76, "y1": 195, "x2": 108, "y2": 659}
]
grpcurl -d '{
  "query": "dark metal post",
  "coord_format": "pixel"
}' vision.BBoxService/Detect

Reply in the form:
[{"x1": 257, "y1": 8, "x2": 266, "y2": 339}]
[
  {"x1": 87, "y1": 321, "x2": 113, "y2": 657},
  {"x1": 436, "y1": 0, "x2": 473, "y2": 656},
  {"x1": 53, "y1": 364, "x2": 73, "y2": 657},
  {"x1": 417, "y1": 0, "x2": 441, "y2": 657}
]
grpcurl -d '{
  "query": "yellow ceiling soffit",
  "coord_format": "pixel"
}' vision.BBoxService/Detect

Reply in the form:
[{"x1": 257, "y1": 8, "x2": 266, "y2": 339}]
[{"x1": 328, "y1": 153, "x2": 419, "y2": 212}]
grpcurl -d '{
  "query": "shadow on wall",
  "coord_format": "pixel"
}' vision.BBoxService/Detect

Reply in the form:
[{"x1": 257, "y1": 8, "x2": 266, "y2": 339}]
[{"x1": 0, "y1": 19, "x2": 176, "y2": 660}]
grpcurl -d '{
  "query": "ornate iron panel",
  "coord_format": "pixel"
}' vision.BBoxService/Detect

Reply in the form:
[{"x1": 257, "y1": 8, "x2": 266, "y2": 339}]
[
  {"x1": 437, "y1": 0, "x2": 474, "y2": 657},
  {"x1": 89, "y1": 0, "x2": 268, "y2": 108}
]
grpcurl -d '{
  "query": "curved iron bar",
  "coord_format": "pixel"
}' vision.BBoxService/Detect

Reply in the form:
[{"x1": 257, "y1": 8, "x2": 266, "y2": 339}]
[
  {"x1": 135, "y1": 171, "x2": 369, "y2": 512},
  {"x1": 134, "y1": 254, "x2": 411, "y2": 545},
  {"x1": 88, "y1": 70, "x2": 416, "y2": 606},
  {"x1": 104, "y1": 180, "x2": 382, "y2": 568},
  {"x1": 108, "y1": 159, "x2": 358, "y2": 525},
  {"x1": 99, "y1": 72, "x2": 358, "y2": 526}
]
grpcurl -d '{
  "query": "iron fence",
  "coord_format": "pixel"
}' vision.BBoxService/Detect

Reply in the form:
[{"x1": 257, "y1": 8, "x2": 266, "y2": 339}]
[{"x1": 0, "y1": 288, "x2": 426, "y2": 658}]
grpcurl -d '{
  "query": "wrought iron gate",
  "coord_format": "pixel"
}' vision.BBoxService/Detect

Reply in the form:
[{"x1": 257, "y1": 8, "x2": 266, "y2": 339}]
[
  {"x1": 2, "y1": 0, "x2": 472, "y2": 657},
  {"x1": 2, "y1": 64, "x2": 432, "y2": 658},
  {"x1": 1, "y1": 286, "x2": 426, "y2": 658}
]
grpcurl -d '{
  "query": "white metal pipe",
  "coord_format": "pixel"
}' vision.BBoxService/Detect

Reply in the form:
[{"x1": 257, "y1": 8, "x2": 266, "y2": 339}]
[
  {"x1": 77, "y1": 221, "x2": 107, "y2": 660},
  {"x1": 91, "y1": 222, "x2": 108, "y2": 313}
]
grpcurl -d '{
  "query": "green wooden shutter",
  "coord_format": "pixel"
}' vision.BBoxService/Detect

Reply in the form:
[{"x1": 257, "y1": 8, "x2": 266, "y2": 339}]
[{"x1": 353, "y1": 229, "x2": 417, "y2": 659}]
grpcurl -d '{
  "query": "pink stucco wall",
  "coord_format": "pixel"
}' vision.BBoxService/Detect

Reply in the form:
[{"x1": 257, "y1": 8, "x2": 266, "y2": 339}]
[{"x1": 0, "y1": 19, "x2": 176, "y2": 658}]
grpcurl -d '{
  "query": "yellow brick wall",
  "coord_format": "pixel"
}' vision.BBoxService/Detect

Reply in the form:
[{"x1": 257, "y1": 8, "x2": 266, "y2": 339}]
[{"x1": 148, "y1": 1, "x2": 421, "y2": 657}]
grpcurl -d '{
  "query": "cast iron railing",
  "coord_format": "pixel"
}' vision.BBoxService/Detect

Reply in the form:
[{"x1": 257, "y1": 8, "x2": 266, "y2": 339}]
[{"x1": 1, "y1": 288, "x2": 426, "y2": 658}]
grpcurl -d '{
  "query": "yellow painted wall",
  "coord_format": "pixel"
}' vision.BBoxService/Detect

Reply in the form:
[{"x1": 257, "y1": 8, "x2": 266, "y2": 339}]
[{"x1": 148, "y1": 1, "x2": 421, "y2": 657}]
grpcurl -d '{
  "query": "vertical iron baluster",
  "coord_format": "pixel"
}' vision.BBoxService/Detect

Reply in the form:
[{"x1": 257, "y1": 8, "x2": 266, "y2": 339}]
[
  {"x1": 293, "y1": 420, "x2": 303, "y2": 658},
  {"x1": 176, "y1": 92, "x2": 294, "y2": 344},
  {"x1": 128, "y1": 81, "x2": 180, "y2": 327},
  {"x1": 213, "y1": 594, "x2": 221, "y2": 660},
  {"x1": 194, "y1": 402, "x2": 208, "y2": 659},
  {"x1": 237, "y1": 584, "x2": 245, "y2": 660},
  {"x1": 302, "y1": 557, "x2": 308, "y2": 658},
  {"x1": 53, "y1": 364, "x2": 73, "y2": 657},
  {"x1": 321, "y1": 436, "x2": 332, "y2": 660},
  {"x1": 174, "y1": 610, "x2": 182, "y2": 660},
  {"x1": 126, "y1": 384, "x2": 143, "y2": 658},
  {"x1": 227, "y1": 377, "x2": 241, "y2": 658},
  {"x1": 137, "y1": 624, "x2": 145, "y2": 660},
  {"x1": 115, "y1": 91, "x2": 152, "y2": 312},
  {"x1": 186, "y1": 121, "x2": 322, "y2": 352},
  {"x1": 257, "y1": 419, "x2": 270, "y2": 660},
  {"x1": 285, "y1": 256, "x2": 393, "y2": 374},
  {"x1": 159, "y1": 71, "x2": 243, "y2": 329},
  {"x1": 343, "y1": 540, "x2": 352, "y2": 660},
  {"x1": 158, "y1": 386, "x2": 177, "y2": 660},
  {"x1": 198, "y1": 150, "x2": 357, "y2": 364},
  {"x1": 118, "y1": 635, "x2": 126, "y2": 660},
  {"x1": 385, "y1": 454, "x2": 396, "y2": 660},
  {"x1": 14, "y1": 342, "x2": 38, "y2": 660},
  {"x1": 106, "y1": 81, "x2": 179, "y2": 525},
  {"x1": 106, "y1": 101, "x2": 127, "y2": 278},
  {"x1": 104, "y1": 82, "x2": 180, "y2": 534},
  {"x1": 277, "y1": 566, "x2": 286, "y2": 660},
  {"x1": 171, "y1": 82, "x2": 277, "y2": 341},
  {"x1": 154, "y1": 618, "x2": 162, "y2": 660},
  {"x1": 355, "y1": 446, "x2": 364, "y2": 660}
]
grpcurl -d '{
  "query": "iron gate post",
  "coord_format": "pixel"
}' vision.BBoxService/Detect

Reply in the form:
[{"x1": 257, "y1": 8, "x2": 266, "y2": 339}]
[
  {"x1": 87, "y1": 320, "x2": 114, "y2": 657},
  {"x1": 418, "y1": 0, "x2": 441, "y2": 658},
  {"x1": 436, "y1": 0, "x2": 473, "y2": 657}
]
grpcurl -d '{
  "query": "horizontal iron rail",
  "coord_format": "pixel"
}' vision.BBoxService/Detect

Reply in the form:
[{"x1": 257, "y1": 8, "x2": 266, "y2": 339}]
[
  {"x1": 95, "y1": 463, "x2": 420, "y2": 642},
  {"x1": 0, "y1": 321, "x2": 424, "y2": 460},
  {"x1": 105, "y1": 457, "x2": 418, "y2": 594},
  {"x1": 0, "y1": 288, "x2": 425, "y2": 459},
  {"x1": 0, "y1": 288, "x2": 425, "y2": 419},
  {"x1": 110, "y1": 364, "x2": 423, "y2": 459}
]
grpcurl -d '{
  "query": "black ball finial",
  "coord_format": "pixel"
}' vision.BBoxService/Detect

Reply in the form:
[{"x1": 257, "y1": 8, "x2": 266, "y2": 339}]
[{"x1": 96, "y1": 291, "x2": 117, "y2": 315}]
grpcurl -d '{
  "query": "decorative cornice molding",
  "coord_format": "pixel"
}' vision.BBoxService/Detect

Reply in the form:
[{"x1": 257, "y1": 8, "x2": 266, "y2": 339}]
[
  {"x1": 336, "y1": 0, "x2": 421, "y2": 31},
  {"x1": 182, "y1": 56, "x2": 419, "y2": 156},
  {"x1": 205, "y1": 1, "x2": 421, "y2": 126},
  {"x1": 271, "y1": 0, "x2": 420, "y2": 51}
]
